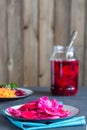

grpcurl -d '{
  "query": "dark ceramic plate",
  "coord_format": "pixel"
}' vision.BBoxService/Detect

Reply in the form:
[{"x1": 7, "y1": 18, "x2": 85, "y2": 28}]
[
  {"x1": 4, "y1": 104, "x2": 79, "y2": 123},
  {"x1": 0, "y1": 88, "x2": 33, "y2": 99}
]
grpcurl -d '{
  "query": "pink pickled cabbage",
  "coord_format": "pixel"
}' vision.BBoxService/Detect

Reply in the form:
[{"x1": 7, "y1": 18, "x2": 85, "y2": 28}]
[{"x1": 8, "y1": 96, "x2": 70, "y2": 119}]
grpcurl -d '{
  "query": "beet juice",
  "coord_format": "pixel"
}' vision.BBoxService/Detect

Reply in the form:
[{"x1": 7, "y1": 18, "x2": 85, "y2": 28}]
[{"x1": 50, "y1": 46, "x2": 79, "y2": 96}]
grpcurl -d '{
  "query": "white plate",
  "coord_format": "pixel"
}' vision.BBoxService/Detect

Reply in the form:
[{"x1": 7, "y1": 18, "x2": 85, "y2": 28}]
[
  {"x1": 0, "y1": 88, "x2": 33, "y2": 99},
  {"x1": 4, "y1": 104, "x2": 79, "y2": 122}
]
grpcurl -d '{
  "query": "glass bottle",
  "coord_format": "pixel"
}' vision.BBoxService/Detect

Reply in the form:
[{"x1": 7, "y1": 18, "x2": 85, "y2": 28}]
[{"x1": 50, "y1": 45, "x2": 79, "y2": 96}]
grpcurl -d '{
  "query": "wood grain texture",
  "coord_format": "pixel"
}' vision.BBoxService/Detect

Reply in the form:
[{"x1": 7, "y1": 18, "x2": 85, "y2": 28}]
[
  {"x1": 23, "y1": 0, "x2": 38, "y2": 86},
  {"x1": 70, "y1": 0, "x2": 85, "y2": 86},
  {"x1": 39, "y1": 0, "x2": 54, "y2": 86},
  {"x1": 0, "y1": 0, "x2": 86, "y2": 87},
  {"x1": 54, "y1": 0, "x2": 70, "y2": 46},
  {"x1": 83, "y1": 0, "x2": 87, "y2": 86},
  {"x1": 7, "y1": 0, "x2": 23, "y2": 86},
  {"x1": 0, "y1": 0, "x2": 8, "y2": 83}
]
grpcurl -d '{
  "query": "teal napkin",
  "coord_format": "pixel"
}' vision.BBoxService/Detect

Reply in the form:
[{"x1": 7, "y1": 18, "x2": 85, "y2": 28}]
[{"x1": 2, "y1": 111, "x2": 86, "y2": 130}]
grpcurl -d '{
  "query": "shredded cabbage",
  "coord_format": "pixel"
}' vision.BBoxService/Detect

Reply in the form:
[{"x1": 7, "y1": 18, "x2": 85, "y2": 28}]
[{"x1": 8, "y1": 96, "x2": 70, "y2": 119}]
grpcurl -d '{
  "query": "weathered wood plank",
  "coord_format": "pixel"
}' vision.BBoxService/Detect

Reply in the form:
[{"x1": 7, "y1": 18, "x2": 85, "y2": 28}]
[
  {"x1": 0, "y1": 0, "x2": 8, "y2": 83},
  {"x1": 83, "y1": 0, "x2": 87, "y2": 86},
  {"x1": 39, "y1": 0, "x2": 54, "y2": 86},
  {"x1": 23, "y1": 0, "x2": 38, "y2": 86},
  {"x1": 70, "y1": 0, "x2": 85, "y2": 86},
  {"x1": 54, "y1": 0, "x2": 70, "y2": 46},
  {"x1": 7, "y1": 0, "x2": 23, "y2": 86},
  {"x1": 0, "y1": 0, "x2": 86, "y2": 87}
]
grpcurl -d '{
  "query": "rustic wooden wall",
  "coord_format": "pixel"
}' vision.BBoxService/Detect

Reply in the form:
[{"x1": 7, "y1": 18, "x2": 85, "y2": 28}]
[{"x1": 0, "y1": 0, "x2": 86, "y2": 87}]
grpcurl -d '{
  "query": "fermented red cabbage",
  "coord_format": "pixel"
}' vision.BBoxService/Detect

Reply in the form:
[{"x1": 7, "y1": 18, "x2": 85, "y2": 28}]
[{"x1": 8, "y1": 96, "x2": 70, "y2": 119}]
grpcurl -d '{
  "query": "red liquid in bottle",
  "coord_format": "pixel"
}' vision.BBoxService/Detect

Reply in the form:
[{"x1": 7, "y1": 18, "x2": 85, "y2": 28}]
[{"x1": 51, "y1": 60, "x2": 79, "y2": 96}]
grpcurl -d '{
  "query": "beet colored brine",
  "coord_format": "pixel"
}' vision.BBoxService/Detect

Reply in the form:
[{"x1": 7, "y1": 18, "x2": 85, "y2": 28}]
[{"x1": 50, "y1": 46, "x2": 79, "y2": 96}]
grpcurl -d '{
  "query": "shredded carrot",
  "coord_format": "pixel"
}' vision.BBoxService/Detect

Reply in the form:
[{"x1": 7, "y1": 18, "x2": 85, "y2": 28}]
[{"x1": 0, "y1": 87, "x2": 16, "y2": 98}]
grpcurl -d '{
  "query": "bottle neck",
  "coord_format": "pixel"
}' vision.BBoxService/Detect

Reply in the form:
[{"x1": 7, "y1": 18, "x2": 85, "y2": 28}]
[{"x1": 51, "y1": 45, "x2": 76, "y2": 61}]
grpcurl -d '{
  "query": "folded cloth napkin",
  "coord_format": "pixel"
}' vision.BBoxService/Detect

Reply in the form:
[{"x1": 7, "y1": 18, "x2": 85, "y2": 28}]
[{"x1": 2, "y1": 111, "x2": 86, "y2": 130}]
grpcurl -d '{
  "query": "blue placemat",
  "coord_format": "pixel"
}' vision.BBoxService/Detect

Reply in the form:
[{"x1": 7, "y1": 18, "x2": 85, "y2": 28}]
[{"x1": 2, "y1": 111, "x2": 86, "y2": 130}]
